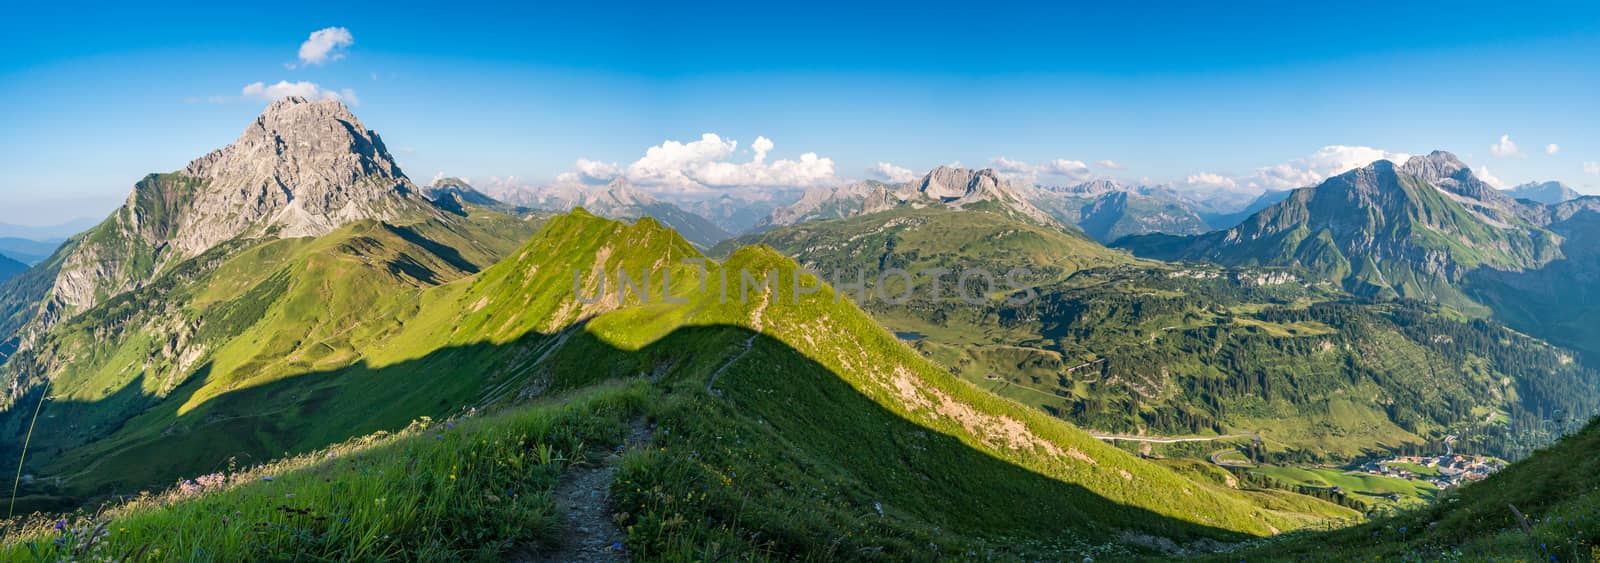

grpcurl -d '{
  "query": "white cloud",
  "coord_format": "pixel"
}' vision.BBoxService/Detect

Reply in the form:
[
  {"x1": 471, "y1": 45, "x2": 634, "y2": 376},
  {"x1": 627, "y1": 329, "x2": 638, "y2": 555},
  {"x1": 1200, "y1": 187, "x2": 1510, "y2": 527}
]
[
  {"x1": 573, "y1": 159, "x2": 622, "y2": 184},
  {"x1": 1178, "y1": 146, "x2": 1408, "y2": 194},
  {"x1": 1474, "y1": 166, "x2": 1507, "y2": 189},
  {"x1": 1585, "y1": 162, "x2": 1600, "y2": 175},
  {"x1": 1490, "y1": 134, "x2": 1523, "y2": 158},
  {"x1": 1546, "y1": 143, "x2": 1560, "y2": 155},
  {"x1": 1183, "y1": 172, "x2": 1238, "y2": 190},
  {"x1": 751, "y1": 136, "x2": 774, "y2": 163},
  {"x1": 240, "y1": 81, "x2": 358, "y2": 105},
  {"x1": 987, "y1": 156, "x2": 1092, "y2": 184},
  {"x1": 1095, "y1": 159, "x2": 1125, "y2": 170},
  {"x1": 297, "y1": 27, "x2": 353, "y2": 66},
  {"x1": 1043, "y1": 159, "x2": 1091, "y2": 179},
  {"x1": 604, "y1": 133, "x2": 836, "y2": 193},
  {"x1": 869, "y1": 162, "x2": 918, "y2": 183}
]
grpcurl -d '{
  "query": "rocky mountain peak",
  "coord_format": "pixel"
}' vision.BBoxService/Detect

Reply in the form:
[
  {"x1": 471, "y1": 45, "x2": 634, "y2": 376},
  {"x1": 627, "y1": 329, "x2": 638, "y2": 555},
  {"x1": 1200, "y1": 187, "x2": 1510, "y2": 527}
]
[
  {"x1": 424, "y1": 177, "x2": 500, "y2": 208},
  {"x1": 917, "y1": 166, "x2": 1004, "y2": 201},
  {"x1": 164, "y1": 98, "x2": 422, "y2": 253},
  {"x1": 593, "y1": 177, "x2": 656, "y2": 208},
  {"x1": 1398, "y1": 151, "x2": 1469, "y2": 183},
  {"x1": 33, "y1": 98, "x2": 431, "y2": 324}
]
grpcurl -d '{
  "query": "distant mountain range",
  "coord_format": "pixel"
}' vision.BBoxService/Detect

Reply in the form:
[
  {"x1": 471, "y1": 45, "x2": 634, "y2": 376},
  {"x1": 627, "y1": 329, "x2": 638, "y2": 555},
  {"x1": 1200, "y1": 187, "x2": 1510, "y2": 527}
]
[
  {"x1": 756, "y1": 172, "x2": 1295, "y2": 243},
  {"x1": 1504, "y1": 180, "x2": 1582, "y2": 204},
  {"x1": 0, "y1": 238, "x2": 62, "y2": 265},
  {"x1": 0, "y1": 218, "x2": 99, "y2": 241},
  {"x1": 756, "y1": 166, "x2": 1061, "y2": 233},
  {"x1": 0, "y1": 253, "x2": 24, "y2": 282},
  {"x1": 1116, "y1": 152, "x2": 1562, "y2": 310},
  {"x1": 478, "y1": 177, "x2": 732, "y2": 248}
]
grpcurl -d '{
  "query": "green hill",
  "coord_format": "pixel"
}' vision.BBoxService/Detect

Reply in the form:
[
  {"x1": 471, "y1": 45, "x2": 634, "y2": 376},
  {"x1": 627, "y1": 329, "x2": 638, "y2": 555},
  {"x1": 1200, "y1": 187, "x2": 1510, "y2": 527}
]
[
  {"x1": 2, "y1": 211, "x2": 1360, "y2": 559},
  {"x1": 1466, "y1": 197, "x2": 1600, "y2": 359},
  {"x1": 895, "y1": 263, "x2": 1600, "y2": 463},
  {"x1": 1229, "y1": 416, "x2": 1600, "y2": 561},
  {"x1": 713, "y1": 205, "x2": 1135, "y2": 293},
  {"x1": 719, "y1": 196, "x2": 1600, "y2": 463},
  {"x1": 0, "y1": 202, "x2": 540, "y2": 503}
]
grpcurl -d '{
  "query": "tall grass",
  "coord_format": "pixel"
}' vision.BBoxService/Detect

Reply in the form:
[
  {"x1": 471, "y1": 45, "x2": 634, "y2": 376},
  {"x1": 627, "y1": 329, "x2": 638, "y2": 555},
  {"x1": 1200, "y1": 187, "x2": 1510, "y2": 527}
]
[
  {"x1": 0, "y1": 382, "x2": 650, "y2": 561},
  {"x1": 7, "y1": 381, "x2": 50, "y2": 519}
]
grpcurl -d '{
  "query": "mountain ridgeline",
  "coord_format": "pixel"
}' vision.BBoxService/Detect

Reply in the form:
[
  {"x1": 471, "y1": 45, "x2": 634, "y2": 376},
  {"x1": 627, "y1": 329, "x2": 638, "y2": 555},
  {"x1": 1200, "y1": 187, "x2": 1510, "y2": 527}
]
[
  {"x1": 1116, "y1": 152, "x2": 1563, "y2": 310},
  {"x1": 4, "y1": 96, "x2": 1600, "y2": 560},
  {"x1": 0, "y1": 97, "x2": 440, "y2": 359}
]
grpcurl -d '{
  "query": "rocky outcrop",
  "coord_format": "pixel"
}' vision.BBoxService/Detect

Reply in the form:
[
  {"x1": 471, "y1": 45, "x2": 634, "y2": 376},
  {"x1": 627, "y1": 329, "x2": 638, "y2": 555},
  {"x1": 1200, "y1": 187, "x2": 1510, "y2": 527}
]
[
  {"x1": 757, "y1": 182, "x2": 877, "y2": 229},
  {"x1": 20, "y1": 97, "x2": 432, "y2": 336}
]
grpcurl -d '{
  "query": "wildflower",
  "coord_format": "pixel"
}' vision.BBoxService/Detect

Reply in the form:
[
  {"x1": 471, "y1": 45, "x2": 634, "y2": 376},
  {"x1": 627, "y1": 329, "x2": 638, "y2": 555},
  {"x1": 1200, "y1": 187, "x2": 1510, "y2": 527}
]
[
  {"x1": 449, "y1": 474, "x2": 457, "y2": 480},
  {"x1": 54, "y1": 520, "x2": 66, "y2": 531},
  {"x1": 261, "y1": 476, "x2": 274, "y2": 482}
]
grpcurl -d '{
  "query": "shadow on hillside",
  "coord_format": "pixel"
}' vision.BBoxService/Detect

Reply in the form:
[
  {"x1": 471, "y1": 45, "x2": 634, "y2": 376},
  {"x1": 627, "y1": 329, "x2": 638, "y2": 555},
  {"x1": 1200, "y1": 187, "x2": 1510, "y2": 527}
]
[
  {"x1": 13, "y1": 321, "x2": 1257, "y2": 546},
  {"x1": 1465, "y1": 233, "x2": 1600, "y2": 362}
]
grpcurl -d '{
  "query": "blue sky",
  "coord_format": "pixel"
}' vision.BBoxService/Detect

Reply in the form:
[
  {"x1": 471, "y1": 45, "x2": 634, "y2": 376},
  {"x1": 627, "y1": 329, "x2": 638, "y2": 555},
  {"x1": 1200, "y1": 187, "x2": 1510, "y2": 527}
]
[{"x1": 4, "y1": 0, "x2": 1599, "y2": 224}]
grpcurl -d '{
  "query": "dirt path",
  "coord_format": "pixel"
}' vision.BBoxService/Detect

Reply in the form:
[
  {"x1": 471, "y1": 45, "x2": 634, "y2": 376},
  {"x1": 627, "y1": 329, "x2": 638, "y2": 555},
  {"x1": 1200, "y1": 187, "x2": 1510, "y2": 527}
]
[
  {"x1": 523, "y1": 419, "x2": 652, "y2": 563},
  {"x1": 706, "y1": 288, "x2": 769, "y2": 396}
]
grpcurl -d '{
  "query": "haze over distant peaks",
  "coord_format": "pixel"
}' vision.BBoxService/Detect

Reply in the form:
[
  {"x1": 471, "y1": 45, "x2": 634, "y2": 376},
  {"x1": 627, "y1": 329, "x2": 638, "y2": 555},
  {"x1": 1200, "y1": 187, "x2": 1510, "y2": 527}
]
[
  {"x1": 760, "y1": 166, "x2": 1058, "y2": 229},
  {"x1": 1505, "y1": 180, "x2": 1582, "y2": 205}
]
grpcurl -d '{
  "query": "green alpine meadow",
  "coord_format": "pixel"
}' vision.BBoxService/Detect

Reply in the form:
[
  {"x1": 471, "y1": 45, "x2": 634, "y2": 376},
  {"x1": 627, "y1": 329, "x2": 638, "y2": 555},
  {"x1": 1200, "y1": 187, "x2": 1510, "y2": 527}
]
[{"x1": 6, "y1": 6, "x2": 1600, "y2": 562}]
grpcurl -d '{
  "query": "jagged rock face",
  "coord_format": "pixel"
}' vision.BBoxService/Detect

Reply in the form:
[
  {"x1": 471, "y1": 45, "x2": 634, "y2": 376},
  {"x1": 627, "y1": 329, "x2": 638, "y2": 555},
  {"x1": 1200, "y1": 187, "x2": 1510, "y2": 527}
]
[
  {"x1": 902, "y1": 166, "x2": 1057, "y2": 225},
  {"x1": 34, "y1": 97, "x2": 428, "y2": 327},
  {"x1": 584, "y1": 177, "x2": 654, "y2": 209},
  {"x1": 917, "y1": 166, "x2": 999, "y2": 200},
  {"x1": 758, "y1": 182, "x2": 875, "y2": 229},
  {"x1": 1400, "y1": 151, "x2": 1530, "y2": 223},
  {"x1": 176, "y1": 96, "x2": 420, "y2": 250}
]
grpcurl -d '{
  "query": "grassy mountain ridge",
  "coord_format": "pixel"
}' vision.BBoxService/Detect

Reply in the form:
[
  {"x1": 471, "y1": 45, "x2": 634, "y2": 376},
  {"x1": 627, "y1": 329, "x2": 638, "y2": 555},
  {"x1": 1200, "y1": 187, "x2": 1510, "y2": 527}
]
[
  {"x1": 1229, "y1": 415, "x2": 1600, "y2": 561},
  {"x1": 3, "y1": 210, "x2": 1361, "y2": 559},
  {"x1": 0, "y1": 202, "x2": 540, "y2": 502}
]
